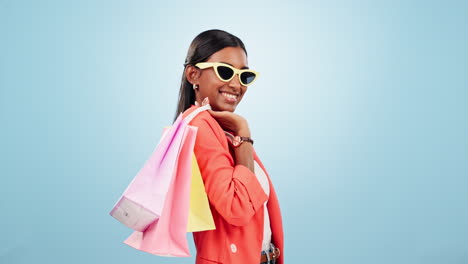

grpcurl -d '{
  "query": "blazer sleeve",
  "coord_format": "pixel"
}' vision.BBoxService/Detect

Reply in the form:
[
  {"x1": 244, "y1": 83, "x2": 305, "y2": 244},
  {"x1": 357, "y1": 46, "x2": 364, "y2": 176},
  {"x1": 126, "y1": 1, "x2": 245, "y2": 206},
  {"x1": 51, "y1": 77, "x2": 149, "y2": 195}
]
[{"x1": 191, "y1": 115, "x2": 268, "y2": 227}]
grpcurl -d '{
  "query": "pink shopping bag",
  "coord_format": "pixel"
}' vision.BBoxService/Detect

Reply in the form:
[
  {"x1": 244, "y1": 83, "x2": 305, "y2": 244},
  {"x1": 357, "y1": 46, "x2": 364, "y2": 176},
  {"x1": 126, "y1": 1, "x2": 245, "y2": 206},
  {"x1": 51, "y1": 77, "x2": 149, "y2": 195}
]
[
  {"x1": 123, "y1": 123, "x2": 198, "y2": 257},
  {"x1": 110, "y1": 105, "x2": 211, "y2": 232}
]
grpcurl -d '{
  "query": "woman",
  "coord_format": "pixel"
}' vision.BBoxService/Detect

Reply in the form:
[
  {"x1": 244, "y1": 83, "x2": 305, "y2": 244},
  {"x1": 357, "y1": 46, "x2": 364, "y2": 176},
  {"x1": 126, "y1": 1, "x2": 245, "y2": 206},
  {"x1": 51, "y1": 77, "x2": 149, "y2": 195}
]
[{"x1": 177, "y1": 29, "x2": 284, "y2": 264}]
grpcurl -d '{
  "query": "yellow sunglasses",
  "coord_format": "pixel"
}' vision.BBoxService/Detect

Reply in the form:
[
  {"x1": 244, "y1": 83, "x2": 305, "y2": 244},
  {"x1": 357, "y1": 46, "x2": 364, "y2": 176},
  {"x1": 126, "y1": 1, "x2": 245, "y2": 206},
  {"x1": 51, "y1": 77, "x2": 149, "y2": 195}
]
[{"x1": 195, "y1": 62, "x2": 259, "y2": 86}]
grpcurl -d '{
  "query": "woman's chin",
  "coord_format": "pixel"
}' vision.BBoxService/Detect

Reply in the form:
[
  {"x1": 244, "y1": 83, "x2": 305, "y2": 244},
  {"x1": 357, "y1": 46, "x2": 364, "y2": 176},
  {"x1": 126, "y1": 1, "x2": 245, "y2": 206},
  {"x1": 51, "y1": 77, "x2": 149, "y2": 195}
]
[
  {"x1": 222, "y1": 105, "x2": 237, "y2": 112},
  {"x1": 213, "y1": 102, "x2": 237, "y2": 112}
]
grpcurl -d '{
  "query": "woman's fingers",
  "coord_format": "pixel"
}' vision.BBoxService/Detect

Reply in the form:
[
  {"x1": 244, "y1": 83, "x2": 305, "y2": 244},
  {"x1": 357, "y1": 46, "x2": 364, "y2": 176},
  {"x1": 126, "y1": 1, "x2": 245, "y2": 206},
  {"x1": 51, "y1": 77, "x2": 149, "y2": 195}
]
[
  {"x1": 207, "y1": 109, "x2": 225, "y2": 119},
  {"x1": 202, "y1": 97, "x2": 225, "y2": 117},
  {"x1": 201, "y1": 96, "x2": 246, "y2": 133}
]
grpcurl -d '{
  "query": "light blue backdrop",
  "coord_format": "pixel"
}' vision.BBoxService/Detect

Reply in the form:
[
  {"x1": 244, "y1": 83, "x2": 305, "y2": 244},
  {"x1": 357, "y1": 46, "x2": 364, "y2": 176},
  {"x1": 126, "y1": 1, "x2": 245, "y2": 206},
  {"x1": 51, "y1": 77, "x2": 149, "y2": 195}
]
[{"x1": 1, "y1": 0, "x2": 467, "y2": 263}]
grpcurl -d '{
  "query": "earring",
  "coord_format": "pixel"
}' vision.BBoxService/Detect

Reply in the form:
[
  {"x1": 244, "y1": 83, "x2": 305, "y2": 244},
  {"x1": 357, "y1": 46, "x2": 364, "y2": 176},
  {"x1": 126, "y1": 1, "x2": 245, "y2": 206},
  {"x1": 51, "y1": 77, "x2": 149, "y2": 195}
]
[{"x1": 193, "y1": 84, "x2": 199, "y2": 106}]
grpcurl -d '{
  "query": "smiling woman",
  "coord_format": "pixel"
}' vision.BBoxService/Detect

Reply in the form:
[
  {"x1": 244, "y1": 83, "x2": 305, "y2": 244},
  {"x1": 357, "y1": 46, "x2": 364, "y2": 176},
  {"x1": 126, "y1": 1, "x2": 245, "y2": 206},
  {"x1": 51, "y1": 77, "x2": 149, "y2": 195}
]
[{"x1": 174, "y1": 29, "x2": 284, "y2": 264}]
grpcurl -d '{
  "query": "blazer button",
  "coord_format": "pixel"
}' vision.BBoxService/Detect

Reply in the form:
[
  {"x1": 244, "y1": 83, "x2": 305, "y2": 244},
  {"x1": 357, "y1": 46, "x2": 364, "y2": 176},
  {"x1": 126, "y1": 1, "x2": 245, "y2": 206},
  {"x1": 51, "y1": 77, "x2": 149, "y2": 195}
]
[{"x1": 230, "y1": 243, "x2": 237, "y2": 253}]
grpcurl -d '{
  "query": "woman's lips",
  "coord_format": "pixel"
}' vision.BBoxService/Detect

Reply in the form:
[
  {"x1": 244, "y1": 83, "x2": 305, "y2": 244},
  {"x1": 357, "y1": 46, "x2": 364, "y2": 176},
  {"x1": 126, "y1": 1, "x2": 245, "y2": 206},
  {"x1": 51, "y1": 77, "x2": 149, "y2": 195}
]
[{"x1": 220, "y1": 91, "x2": 238, "y2": 103}]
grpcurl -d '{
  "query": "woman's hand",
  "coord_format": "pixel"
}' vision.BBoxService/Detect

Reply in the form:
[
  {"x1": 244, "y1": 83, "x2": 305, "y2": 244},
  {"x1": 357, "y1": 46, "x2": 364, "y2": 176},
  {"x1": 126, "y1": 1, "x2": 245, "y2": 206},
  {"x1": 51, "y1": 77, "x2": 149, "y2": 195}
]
[{"x1": 201, "y1": 97, "x2": 250, "y2": 136}]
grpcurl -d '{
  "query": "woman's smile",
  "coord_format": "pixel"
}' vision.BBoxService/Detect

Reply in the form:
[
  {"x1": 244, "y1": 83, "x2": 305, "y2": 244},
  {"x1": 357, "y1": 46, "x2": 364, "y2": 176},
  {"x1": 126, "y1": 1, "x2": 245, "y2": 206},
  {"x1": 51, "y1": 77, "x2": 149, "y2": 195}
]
[{"x1": 220, "y1": 91, "x2": 239, "y2": 104}]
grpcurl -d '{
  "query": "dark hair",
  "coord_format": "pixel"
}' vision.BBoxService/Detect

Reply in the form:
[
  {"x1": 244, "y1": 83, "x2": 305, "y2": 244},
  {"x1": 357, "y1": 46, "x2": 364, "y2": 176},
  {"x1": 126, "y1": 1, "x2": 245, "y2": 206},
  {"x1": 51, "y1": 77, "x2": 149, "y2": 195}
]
[{"x1": 174, "y1": 29, "x2": 247, "y2": 121}]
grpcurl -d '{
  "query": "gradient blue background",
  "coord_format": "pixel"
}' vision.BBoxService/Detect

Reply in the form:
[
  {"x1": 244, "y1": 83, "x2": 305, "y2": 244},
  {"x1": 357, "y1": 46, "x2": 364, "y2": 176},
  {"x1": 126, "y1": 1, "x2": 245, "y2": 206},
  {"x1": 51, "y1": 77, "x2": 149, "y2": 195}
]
[{"x1": 1, "y1": 0, "x2": 467, "y2": 263}]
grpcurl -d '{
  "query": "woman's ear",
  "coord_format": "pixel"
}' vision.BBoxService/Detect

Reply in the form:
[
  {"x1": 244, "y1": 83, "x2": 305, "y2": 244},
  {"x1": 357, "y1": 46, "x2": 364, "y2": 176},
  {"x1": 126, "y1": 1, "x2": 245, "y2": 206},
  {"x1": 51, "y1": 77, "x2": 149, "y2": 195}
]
[{"x1": 185, "y1": 65, "x2": 201, "y2": 85}]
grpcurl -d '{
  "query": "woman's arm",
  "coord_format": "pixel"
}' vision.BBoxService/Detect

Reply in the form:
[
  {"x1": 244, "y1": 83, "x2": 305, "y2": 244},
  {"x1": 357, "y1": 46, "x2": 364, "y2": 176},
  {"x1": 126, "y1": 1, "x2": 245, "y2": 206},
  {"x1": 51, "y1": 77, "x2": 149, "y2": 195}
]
[
  {"x1": 233, "y1": 127, "x2": 254, "y2": 173},
  {"x1": 205, "y1": 106, "x2": 255, "y2": 173},
  {"x1": 192, "y1": 116, "x2": 267, "y2": 227}
]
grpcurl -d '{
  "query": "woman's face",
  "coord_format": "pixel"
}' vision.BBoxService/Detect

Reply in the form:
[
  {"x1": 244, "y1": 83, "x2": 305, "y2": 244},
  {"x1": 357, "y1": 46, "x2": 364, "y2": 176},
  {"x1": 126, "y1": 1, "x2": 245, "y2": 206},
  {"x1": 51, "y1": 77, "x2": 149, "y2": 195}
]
[{"x1": 192, "y1": 47, "x2": 249, "y2": 112}]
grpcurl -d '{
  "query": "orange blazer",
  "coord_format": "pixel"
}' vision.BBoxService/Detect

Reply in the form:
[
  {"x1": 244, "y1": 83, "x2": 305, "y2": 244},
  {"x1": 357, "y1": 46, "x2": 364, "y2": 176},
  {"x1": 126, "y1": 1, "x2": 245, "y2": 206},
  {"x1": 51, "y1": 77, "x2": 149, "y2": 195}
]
[{"x1": 182, "y1": 105, "x2": 284, "y2": 264}]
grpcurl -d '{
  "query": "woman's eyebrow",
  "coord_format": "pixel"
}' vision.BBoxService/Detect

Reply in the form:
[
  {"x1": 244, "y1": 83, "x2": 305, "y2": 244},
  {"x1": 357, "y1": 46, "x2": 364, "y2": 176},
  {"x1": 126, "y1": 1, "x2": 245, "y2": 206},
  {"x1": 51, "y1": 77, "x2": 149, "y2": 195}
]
[{"x1": 220, "y1": 61, "x2": 249, "y2": 69}]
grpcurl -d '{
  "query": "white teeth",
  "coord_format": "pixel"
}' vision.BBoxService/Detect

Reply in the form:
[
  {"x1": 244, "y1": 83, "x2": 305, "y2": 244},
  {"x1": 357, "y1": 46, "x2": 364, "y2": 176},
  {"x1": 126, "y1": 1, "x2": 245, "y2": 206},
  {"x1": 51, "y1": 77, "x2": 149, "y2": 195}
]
[{"x1": 221, "y1": 92, "x2": 237, "y2": 99}]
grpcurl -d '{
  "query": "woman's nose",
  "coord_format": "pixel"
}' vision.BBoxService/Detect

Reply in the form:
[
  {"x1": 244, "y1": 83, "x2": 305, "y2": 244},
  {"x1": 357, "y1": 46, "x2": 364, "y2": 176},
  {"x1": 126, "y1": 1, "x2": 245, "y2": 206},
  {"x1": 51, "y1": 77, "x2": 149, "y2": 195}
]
[{"x1": 228, "y1": 74, "x2": 242, "y2": 89}]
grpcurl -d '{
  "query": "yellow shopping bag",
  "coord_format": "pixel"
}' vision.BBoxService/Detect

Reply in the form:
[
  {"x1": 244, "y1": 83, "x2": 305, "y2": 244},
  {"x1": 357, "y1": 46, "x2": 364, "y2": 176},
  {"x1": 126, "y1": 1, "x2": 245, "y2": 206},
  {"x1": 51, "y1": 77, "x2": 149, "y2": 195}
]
[{"x1": 187, "y1": 153, "x2": 215, "y2": 232}]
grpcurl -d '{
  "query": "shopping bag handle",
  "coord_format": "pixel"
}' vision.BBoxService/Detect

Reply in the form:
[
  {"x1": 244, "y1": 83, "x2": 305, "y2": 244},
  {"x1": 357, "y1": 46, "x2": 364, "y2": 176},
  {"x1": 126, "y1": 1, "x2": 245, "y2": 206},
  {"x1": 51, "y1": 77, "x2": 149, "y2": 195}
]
[{"x1": 183, "y1": 104, "x2": 211, "y2": 124}]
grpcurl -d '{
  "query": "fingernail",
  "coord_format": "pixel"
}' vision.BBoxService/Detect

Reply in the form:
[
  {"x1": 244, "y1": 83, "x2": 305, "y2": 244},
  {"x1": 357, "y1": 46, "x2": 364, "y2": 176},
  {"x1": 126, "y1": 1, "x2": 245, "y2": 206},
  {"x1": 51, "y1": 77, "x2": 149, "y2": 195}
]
[{"x1": 202, "y1": 97, "x2": 209, "y2": 106}]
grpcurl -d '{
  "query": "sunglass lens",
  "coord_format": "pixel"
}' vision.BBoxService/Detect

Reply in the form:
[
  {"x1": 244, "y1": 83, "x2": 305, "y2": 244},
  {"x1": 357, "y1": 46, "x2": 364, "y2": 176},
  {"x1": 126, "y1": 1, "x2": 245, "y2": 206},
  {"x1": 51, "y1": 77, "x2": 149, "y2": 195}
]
[
  {"x1": 240, "y1": 72, "x2": 256, "y2": 85},
  {"x1": 217, "y1": 66, "x2": 234, "y2": 81}
]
